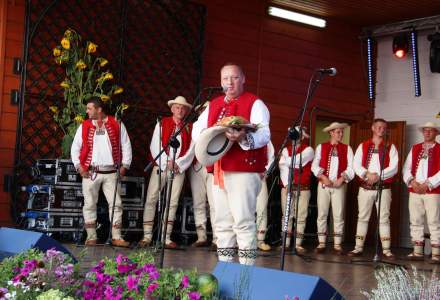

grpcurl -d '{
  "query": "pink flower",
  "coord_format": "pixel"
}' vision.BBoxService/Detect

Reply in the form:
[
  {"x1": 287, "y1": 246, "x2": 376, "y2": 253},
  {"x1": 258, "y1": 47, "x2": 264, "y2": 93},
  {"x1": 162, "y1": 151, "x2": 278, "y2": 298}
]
[
  {"x1": 188, "y1": 291, "x2": 201, "y2": 300},
  {"x1": 180, "y1": 275, "x2": 189, "y2": 288},
  {"x1": 126, "y1": 275, "x2": 139, "y2": 293},
  {"x1": 147, "y1": 282, "x2": 158, "y2": 294}
]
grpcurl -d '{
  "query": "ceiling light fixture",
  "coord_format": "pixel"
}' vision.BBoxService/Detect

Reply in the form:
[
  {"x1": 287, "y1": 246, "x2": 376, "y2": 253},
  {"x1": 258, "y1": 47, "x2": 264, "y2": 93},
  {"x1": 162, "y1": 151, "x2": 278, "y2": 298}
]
[{"x1": 267, "y1": 6, "x2": 326, "y2": 28}]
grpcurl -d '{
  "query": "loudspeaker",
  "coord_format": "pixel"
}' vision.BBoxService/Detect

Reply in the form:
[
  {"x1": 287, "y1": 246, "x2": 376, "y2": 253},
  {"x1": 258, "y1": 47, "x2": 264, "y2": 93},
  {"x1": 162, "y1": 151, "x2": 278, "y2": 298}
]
[
  {"x1": 0, "y1": 227, "x2": 76, "y2": 262},
  {"x1": 213, "y1": 262, "x2": 343, "y2": 300}
]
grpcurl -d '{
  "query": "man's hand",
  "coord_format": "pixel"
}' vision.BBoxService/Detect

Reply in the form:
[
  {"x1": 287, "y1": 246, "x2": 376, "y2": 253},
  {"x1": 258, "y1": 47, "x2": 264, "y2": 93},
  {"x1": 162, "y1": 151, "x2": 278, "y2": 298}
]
[
  {"x1": 365, "y1": 172, "x2": 379, "y2": 185},
  {"x1": 418, "y1": 183, "x2": 429, "y2": 194},
  {"x1": 332, "y1": 177, "x2": 345, "y2": 188},
  {"x1": 319, "y1": 175, "x2": 333, "y2": 187},
  {"x1": 119, "y1": 167, "x2": 127, "y2": 177},
  {"x1": 167, "y1": 161, "x2": 180, "y2": 173},
  {"x1": 79, "y1": 166, "x2": 90, "y2": 178},
  {"x1": 225, "y1": 128, "x2": 246, "y2": 142}
]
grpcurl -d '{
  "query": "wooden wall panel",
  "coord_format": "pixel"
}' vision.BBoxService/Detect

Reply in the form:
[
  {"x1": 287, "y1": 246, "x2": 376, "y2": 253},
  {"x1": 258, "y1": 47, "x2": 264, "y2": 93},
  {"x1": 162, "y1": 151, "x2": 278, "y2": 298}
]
[
  {"x1": 0, "y1": 0, "x2": 25, "y2": 226},
  {"x1": 196, "y1": 0, "x2": 370, "y2": 145}
]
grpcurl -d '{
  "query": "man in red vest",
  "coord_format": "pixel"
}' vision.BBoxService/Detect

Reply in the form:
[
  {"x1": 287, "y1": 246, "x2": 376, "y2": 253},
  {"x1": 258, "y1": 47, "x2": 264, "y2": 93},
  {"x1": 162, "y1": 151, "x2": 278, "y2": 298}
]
[
  {"x1": 311, "y1": 122, "x2": 354, "y2": 255},
  {"x1": 192, "y1": 63, "x2": 270, "y2": 265},
  {"x1": 278, "y1": 127, "x2": 314, "y2": 253},
  {"x1": 349, "y1": 118, "x2": 398, "y2": 258},
  {"x1": 403, "y1": 122, "x2": 440, "y2": 263},
  {"x1": 71, "y1": 97, "x2": 132, "y2": 247},
  {"x1": 140, "y1": 96, "x2": 194, "y2": 249}
]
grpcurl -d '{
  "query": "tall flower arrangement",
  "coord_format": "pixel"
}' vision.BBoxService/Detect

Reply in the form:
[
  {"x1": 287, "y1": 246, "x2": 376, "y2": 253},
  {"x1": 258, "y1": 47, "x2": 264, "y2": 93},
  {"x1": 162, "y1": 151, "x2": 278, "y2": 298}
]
[{"x1": 50, "y1": 29, "x2": 127, "y2": 157}]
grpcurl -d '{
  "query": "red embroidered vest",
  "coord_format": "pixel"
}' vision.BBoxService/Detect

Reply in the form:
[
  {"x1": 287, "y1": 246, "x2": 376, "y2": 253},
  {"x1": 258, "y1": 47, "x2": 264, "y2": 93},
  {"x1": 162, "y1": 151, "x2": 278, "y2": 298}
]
[
  {"x1": 409, "y1": 143, "x2": 440, "y2": 194},
  {"x1": 319, "y1": 142, "x2": 348, "y2": 179},
  {"x1": 79, "y1": 116, "x2": 121, "y2": 169},
  {"x1": 160, "y1": 116, "x2": 192, "y2": 158},
  {"x1": 206, "y1": 92, "x2": 267, "y2": 173},
  {"x1": 286, "y1": 143, "x2": 312, "y2": 185},
  {"x1": 360, "y1": 139, "x2": 394, "y2": 184}
]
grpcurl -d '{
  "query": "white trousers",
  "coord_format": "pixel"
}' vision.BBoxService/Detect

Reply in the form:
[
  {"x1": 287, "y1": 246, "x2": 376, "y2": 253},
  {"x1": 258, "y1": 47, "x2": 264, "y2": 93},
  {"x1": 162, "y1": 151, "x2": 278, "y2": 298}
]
[
  {"x1": 189, "y1": 164, "x2": 216, "y2": 243},
  {"x1": 256, "y1": 178, "x2": 269, "y2": 241},
  {"x1": 316, "y1": 184, "x2": 347, "y2": 246},
  {"x1": 82, "y1": 173, "x2": 123, "y2": 240},
  {"x1": 280, "y1": 187, "x2": 310, "y2": 247},
  {"x1": 409, "y1": 192, "x2": 440, "y2": 247},
  {"x1": 143, "y1": 166, "x2": 185, "y2": 243},
  {"x1": 212, "y1": 172, "x2": 261, "y2": 265},
  {"x1": 354, "y1": 187, "x2": 392, "y2": 251}
]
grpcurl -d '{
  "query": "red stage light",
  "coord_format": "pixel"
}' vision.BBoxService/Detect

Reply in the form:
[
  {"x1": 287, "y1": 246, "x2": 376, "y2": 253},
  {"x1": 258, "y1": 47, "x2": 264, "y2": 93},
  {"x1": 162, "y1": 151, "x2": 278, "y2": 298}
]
[
  {"x1": 395, "y1": 49, "x2": 405, "y2": 58},
  {"x1": 393, "y1": 34, "x2": 408, "y2": 58}
]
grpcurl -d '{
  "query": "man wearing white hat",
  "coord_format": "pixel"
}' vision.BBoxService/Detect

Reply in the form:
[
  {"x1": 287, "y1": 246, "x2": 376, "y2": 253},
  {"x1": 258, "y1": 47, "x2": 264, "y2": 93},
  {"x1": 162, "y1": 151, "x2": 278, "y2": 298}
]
[
  {"x1": 192, "y1": 63, "x2": 270, "y2": 265},
  {"x1": 140, "y1": 96, "x2": 194, "y2": 249},
  {"x1": 255, "y1": 141, "x2": 275, "y2": 251},
  {"x1": 278, "y1": 127, "x2": 314, "y2": 253},
  {"x1": 188, "y1": 101, "x2": 217, "y2": 248},
  {"x1": 403, "y1": 122, "x2": 440, "y2": 263},
  {"x1": 311, "y1": 122, "x2": 354, "y2": 255},
  {"x1": 349, "y1": 118, "x2": 398, "y2": 258}
]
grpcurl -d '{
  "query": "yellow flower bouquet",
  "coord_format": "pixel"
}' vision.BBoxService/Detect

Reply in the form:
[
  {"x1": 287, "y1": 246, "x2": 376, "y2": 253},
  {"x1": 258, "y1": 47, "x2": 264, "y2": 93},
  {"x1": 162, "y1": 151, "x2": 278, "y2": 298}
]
[{"x1": 50, "y1": 29, "x2": 128, "y2": 157}]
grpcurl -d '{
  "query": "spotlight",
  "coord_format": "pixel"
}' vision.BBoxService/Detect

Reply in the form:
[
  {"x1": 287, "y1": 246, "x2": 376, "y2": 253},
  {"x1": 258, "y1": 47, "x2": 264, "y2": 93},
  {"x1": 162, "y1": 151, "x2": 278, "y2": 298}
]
[
  {"x1": 392, "y1": 34, "x2": 408, "y2": 58},
  {"x1": 427, "y1": 32, "x2": 440, "y2": 73}
]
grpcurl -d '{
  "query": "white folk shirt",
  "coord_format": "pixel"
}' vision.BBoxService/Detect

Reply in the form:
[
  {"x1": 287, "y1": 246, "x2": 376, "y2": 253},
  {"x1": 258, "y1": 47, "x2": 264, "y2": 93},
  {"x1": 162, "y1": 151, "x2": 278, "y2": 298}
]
[
  {"x1": 278, "y1": 144, "x2": 314, "y2": 187},
  {"x1": 311, "y1": 144, "x2": 355, "y2": 182},
  {"x1": 192, "y1": 97, "x2": 271, "y2": 150},
  {"x1": 353, "y1": 143, "x2": 398, "y2": 180},
  {"x1": 150, "y1": 121, "x2": 194, "y2": 173},
  {"x1": 71, "y1": 120, "x2": 132, "y2": 169},
  {"x1": 265, "y1": 141, "x2": 275, "y2": 171},
  {"x1": 402, "y1": 145, "x2": 440, "y2": 189}
]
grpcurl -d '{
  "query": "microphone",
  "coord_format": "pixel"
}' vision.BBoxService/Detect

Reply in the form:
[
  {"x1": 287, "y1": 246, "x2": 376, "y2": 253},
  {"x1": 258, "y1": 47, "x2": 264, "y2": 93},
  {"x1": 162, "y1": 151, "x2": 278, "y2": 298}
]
[
  {"x1": 204, "y1": 86, "x2": 228, "y2": 93},
  {"x1": 317, "y1": 67, "x2": 337, "y2": 76}
]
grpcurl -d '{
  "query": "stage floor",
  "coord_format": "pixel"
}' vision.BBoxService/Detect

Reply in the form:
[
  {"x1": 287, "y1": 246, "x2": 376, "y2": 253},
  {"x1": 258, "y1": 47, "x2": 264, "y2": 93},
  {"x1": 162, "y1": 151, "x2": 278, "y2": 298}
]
[{"x1": 64, "y1": 243, "x2": 438, "y2": 299}]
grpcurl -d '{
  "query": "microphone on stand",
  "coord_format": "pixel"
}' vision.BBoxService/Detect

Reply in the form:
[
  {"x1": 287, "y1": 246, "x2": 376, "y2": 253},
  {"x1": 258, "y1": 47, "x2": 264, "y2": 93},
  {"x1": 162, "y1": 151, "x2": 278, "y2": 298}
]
[
  {"x1": 317, "y1": 67, "x2": 337, "y2": 76},
  {"x1": 203, "y1": 86, "x2": 228, "y2": 93}
]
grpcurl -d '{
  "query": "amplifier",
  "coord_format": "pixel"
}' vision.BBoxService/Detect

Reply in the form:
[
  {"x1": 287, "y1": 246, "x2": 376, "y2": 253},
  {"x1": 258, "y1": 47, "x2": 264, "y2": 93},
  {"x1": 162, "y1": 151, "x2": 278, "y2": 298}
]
[
  {"x1": 55, "y1": 159, "x2": 81, "y2": 185},
  {"x1": 178, "y1": 197, "x2": 212, "y2": 235},
  {"x1": 121, "y1": 205, "x2": 144, "y2": 232},
  {"x1": 120, "y1": 176, "x2": 145, "y2": 206},
  {"x1": 35, "y1": 159, "x2": 57, "y2": 184},
  {"x1": 24, "y1": 185, "x2": 83, "y2": 210},
  {"x1": 25, "y1": 208, "x2": 83, "y2": 232}
]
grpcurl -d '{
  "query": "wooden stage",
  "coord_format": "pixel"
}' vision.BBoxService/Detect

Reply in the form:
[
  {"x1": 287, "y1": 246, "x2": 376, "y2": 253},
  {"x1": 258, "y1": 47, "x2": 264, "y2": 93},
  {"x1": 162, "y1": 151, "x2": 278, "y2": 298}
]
[{"x1": 64, "y1": 243, "x2": 439, "y2": 299}]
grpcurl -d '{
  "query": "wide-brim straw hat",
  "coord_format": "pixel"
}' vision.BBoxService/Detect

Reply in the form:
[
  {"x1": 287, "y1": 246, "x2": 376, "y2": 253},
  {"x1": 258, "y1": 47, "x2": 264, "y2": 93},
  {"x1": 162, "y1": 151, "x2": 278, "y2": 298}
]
[
  {"x1": 195, "y1": 126, "x2": 233, "y2": 166},
  {"x1": 167, "y1": 96, "x2": 192, "y2": 109},
  {"x1": 418, "y1": 121, "x2": 440, "y2": 134},
  {"x1": 323, "y1": 122, "x2": 349, "y2": 133}
]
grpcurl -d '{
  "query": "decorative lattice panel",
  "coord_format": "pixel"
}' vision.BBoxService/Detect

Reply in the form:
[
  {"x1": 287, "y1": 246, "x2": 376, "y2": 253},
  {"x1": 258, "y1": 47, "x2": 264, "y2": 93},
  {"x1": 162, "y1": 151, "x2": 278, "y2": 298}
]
[{"x1": 17, "y1": 0, "x2": 205, "y2": 175}]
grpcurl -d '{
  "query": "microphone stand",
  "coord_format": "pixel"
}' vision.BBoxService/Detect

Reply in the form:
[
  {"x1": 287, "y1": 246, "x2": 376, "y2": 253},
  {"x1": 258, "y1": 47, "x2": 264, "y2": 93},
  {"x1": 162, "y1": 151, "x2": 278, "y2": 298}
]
[
  {"x1": 279, "y1": 71, "x2": 326, "y2": 270},
  {"x1": 144, "y1": 88, "x2": 218, "y2": 268}
]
